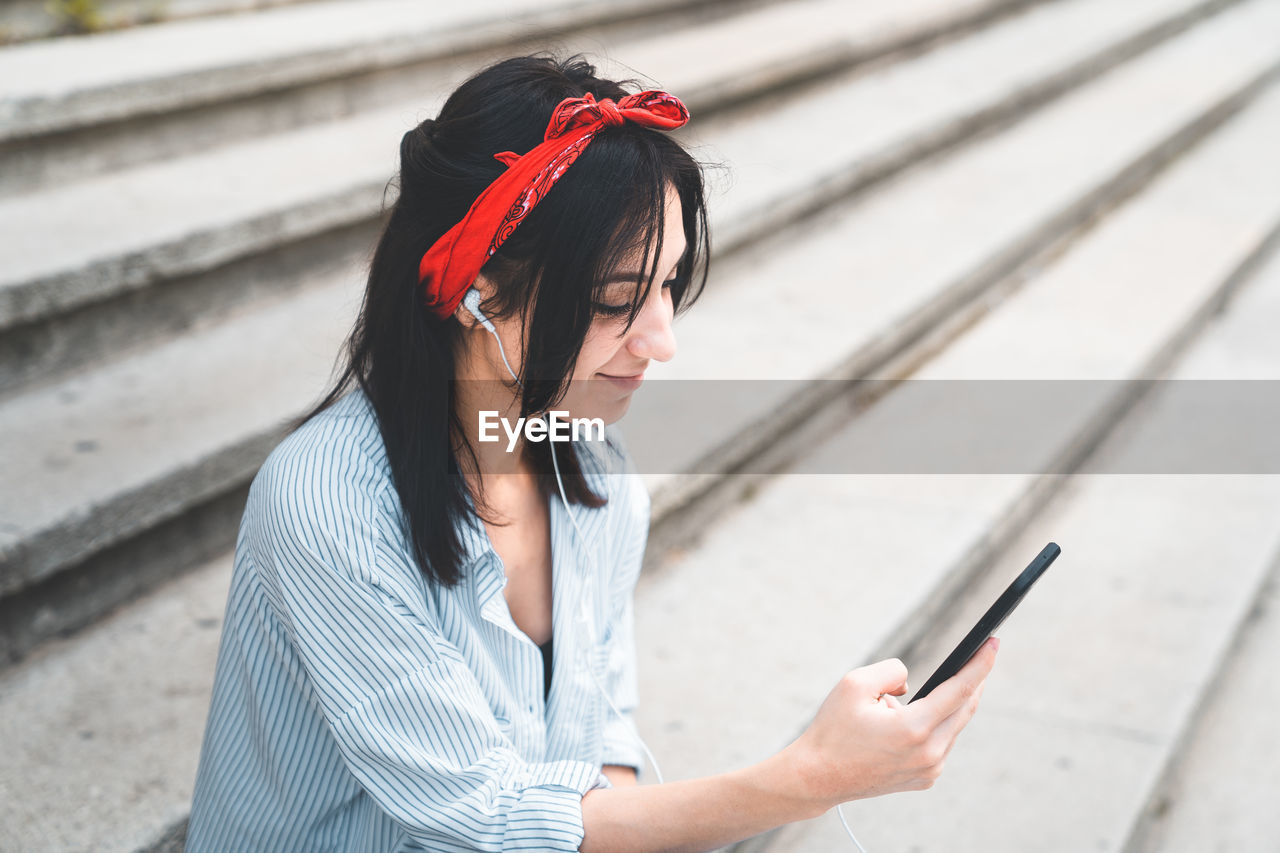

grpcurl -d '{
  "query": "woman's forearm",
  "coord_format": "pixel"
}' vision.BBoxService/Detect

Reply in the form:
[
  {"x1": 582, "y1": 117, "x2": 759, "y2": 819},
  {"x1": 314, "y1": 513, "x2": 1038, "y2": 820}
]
[{"x1": 579, "y1": 743, "x2": 826, "y2": 853}]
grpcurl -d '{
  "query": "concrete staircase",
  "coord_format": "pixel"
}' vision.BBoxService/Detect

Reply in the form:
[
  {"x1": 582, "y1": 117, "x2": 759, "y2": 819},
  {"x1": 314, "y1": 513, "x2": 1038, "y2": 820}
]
[{"x1": 1, "y1": 0, "x2": 1277, "y2": 849}]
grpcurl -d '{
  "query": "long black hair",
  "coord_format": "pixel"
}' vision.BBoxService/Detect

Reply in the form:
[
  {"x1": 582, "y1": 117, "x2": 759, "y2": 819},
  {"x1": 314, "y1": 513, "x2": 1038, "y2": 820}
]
[{"x1": 290, "y1": 52, "x2": 713, "y2": 590}]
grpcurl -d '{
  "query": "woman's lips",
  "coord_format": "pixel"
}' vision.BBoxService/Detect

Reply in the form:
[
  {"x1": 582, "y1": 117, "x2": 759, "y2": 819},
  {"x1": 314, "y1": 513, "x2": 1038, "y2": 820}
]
[{"x1": 598, "y1": 371, "x2": 645, "y2": 389}]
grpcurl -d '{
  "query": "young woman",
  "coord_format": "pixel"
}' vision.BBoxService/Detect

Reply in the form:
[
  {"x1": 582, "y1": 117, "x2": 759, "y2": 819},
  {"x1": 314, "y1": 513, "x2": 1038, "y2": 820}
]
[{"x1": 187, "y1": 52, "x2": 997, "y2": 853}]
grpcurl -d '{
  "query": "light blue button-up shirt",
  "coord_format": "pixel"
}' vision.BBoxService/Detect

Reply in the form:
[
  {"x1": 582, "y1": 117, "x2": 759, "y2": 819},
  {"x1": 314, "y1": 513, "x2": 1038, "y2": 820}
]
[{"x1": 188, "y1": 386, "x2": 650, "y2": 851}]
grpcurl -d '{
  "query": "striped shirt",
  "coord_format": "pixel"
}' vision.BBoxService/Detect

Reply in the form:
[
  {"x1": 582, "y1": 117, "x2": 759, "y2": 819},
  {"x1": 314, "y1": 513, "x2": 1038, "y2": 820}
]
[{"x1": 187, "y1": 387, "x2": 650, "y2": 851}]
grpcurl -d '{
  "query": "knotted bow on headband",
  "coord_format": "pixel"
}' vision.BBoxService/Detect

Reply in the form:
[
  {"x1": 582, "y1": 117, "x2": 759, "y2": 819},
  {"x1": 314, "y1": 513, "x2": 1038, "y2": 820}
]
[{"x1": 417, "y1": 89, "x2": 690, "y2": 319}]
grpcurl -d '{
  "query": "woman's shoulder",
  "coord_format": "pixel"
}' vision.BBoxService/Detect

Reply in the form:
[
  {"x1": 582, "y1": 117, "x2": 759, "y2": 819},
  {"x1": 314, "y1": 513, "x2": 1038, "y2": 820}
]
[
  {"x1": 249, "y1": 388, "x2": 396, "y2": 534},
  {"x1": 236, "y1": 387, "x2": 418, "y2": 595}
]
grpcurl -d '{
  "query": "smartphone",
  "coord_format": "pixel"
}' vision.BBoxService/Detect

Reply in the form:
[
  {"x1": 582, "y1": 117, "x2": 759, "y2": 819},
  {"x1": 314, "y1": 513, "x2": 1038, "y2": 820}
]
[{"x1": 907, "y1": 542, "x2": 1061, "y2": 703}]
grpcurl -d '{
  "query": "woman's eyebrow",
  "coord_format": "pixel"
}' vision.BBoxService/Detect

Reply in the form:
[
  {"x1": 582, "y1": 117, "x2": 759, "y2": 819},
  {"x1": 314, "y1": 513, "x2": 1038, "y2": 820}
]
[{"x1": 603, "y1": 250, "x2": 688, "y2": 284}]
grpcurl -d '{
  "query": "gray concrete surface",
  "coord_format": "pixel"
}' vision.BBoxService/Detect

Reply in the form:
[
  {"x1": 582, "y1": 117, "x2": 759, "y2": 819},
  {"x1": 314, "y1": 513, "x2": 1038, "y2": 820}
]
[
  {"x1": 1138, "y1": 564, "x2": 1280, "y2": 853},
  {"x1": 0, "y1": 0, "x2": 311, "y2": 45},
  {"x1": 694, "y1": 0, "x2": 1237, "y2": 254},
  {"x1": 0, "y1": 552, "x2": 231, "y2": 851},
  {"x1": 0, "y1": 0, "x2": 740, "y2": 139},
  {"x1": 1122, "y1": 240, "x2": 1280, "y2": 853},
  {"x1": 0, "y1": 0, "x2": 1037, "y2": 197}
]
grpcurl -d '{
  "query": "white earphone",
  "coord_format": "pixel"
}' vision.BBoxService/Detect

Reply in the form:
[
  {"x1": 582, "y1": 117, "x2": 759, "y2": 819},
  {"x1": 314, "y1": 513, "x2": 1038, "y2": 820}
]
[{"x1": 463, "y1": 286, "x2": 667, "y2": 787}]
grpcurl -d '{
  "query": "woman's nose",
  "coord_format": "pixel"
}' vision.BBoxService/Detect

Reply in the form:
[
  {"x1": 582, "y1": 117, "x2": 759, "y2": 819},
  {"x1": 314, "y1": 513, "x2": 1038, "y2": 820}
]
[{"x1": 628, "y1": 288, "x2": 677, "y2": 363}]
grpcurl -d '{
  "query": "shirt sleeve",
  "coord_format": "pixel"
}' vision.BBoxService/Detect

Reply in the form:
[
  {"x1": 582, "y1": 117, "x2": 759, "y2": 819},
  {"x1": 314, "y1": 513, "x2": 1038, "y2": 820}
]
[
  {"x1": 597, "y1": 451, "x2": 652, "y2": 777},
  {"x1": 248, "y1": 438, "x2": 609, "y2": 852}
]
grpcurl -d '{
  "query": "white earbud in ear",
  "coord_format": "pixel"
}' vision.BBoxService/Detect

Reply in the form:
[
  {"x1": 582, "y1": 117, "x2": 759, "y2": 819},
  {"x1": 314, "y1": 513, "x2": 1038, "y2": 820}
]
[
  {"x1": 463, "y1": 287, "x2": 496, "y2": 333},
  {"x1": 463, "y1": 286, "x2": 522, "y2": 389}
]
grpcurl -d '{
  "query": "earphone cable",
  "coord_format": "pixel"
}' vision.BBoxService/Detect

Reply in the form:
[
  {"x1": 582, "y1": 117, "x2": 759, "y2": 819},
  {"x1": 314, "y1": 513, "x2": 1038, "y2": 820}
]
[
  {"x1": 836, "y1": 803, "x2": 870, "y2": 853},
  {"x1": 549, "y1": 435, "x2": 666, "y2": 787},
  {"x1": 474, "y1": 296, "x2": 864, "y2": 847}
]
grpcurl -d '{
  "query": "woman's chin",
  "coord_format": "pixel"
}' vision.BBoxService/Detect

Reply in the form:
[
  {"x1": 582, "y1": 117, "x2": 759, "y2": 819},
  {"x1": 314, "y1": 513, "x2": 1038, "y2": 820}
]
[{"x1": 570, "y1": 394, "x2": 632, "y2": 428}]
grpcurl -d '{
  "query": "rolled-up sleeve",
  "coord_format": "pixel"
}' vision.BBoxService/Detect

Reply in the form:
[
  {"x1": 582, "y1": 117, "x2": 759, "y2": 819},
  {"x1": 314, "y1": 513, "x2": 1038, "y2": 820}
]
[
  {"x1": 597, "y1": 465, "x2": 651, "y2": 777},
  {"x1": 249, "y1": 443, "x2": 607, "y2": 851},
  {"x1": 330, "y1": 655, "x2": 607, "y2": 851}
]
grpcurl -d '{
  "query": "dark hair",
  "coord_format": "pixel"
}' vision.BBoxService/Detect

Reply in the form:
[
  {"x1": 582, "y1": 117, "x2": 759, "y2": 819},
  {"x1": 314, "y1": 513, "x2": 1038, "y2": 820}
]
[{"x1": 290, "y1": 52, "x2": 713, "y2": 590}]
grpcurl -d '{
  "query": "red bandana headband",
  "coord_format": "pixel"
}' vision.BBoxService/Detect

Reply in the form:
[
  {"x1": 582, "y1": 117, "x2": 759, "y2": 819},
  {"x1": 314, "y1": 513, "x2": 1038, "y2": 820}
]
[{"x1": 417, "y1": 89, "x2": 691, "y2": 319}]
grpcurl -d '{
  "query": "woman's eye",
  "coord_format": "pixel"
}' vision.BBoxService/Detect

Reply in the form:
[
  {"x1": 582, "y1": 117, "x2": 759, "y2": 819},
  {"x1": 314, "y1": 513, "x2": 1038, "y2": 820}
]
[{"x1": 593, "y1": 278, "x2": 677, "y2": 317}]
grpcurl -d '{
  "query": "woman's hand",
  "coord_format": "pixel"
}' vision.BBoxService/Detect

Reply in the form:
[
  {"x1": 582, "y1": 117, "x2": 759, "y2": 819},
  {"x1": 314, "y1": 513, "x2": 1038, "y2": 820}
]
[{"x1": 788, "y1": 636, "x2": 999, "y2": 810}]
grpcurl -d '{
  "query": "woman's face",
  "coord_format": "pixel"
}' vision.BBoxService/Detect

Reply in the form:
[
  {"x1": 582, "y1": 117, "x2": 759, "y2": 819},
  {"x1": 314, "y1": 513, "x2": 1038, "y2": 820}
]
[
  {"x1": 562, "y1": 184, "x2": 684, "y2": 425},
  {"x1": 459, "y1": 184, "x2": 684, "y2": 427}
]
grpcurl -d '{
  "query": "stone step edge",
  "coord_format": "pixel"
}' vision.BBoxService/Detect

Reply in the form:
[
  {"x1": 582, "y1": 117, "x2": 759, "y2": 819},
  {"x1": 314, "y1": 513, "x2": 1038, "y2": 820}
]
[
  {"x1": 0, "y1": 0, "x2": 760, "y2": 143},
  {"x1": 0, "y1": 0, "x2": 318, "y2": 48},
  {"x1": 0, "y1": 0, "x2": 1051, "y2": 204},
  {"x1": 1116, "y1": 544, "x2": 1280, "y2": 853},
  {"x1": 712, "y1": 0, "x2": 1240, "y2": 258}
]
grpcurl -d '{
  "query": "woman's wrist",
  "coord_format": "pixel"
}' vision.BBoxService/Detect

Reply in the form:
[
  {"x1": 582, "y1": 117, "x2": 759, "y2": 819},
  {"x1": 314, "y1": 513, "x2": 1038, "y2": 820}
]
[
  {"x1": 579, "y1": 744, "x2": 832, "y2": 852},
  {"x1": 769, "y1": 739, "x2": 835, "y2": 821}
]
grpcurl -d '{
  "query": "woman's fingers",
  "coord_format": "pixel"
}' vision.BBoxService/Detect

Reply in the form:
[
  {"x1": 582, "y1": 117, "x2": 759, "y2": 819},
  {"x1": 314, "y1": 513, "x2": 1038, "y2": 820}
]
[
  {"x1": 855, "y1": 657, "x2": 910, "y2": 700},
  {"x1": 931, "y1": 677, "x2": 987, "y2": 748},
  {"x1": 875, "y1": 680, "x2": 909, "y2": 706},
  {"x1": 905, "y1": 637, "x2": 999, "y2": 727},
  {"x1": 798, "y1": 643, "x2": 997, "y2": 804}
]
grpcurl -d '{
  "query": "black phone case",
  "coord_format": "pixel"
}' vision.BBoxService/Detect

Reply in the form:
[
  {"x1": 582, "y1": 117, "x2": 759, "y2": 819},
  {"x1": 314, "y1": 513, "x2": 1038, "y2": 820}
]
[{"x1": 907, "y1": 542, "x2": 1061, "y2": 703}]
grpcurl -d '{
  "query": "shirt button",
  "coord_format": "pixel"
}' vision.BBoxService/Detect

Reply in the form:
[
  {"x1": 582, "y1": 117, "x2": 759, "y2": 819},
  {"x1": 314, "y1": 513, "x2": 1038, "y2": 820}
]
[{"x1": 528, "y1": 701, "x2": 536, "y2": 713}]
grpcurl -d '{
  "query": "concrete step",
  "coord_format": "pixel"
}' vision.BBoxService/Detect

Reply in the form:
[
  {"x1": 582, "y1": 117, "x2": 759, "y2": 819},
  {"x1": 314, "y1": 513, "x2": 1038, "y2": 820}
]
[
  {"x1": 3, "y1": 26, "x2": 1279, "y2": 853},
  {"x1": 763, "y1": 187, "x2": 1280, "y2": 853},
  {"x1": 0, "y1": 0, "x2": 1032, "y2": 196},
  {"x1": 626, "y1": 58, "x2": 1280, "y2": 816},
  {"x1": 0, "y1": 0, "x2": 1151, "y2": 390},
  {"x1": 0, "y1": 552, "x2": 231, "y2": 852},
  {"x1": 1138, "y1": 575, "x2": 1280, "y2": 853},
  {"x1": 0, "y1": 0, "x2": 317, "y2": 46},
  {"x1": 1120, "y1": 245, "x2": 1280, "y2": 853},
  {"x1": 0, "y1": 260, "x2": 360, "y2": 662},
  {"x1": 686, "y1": 0, "x2": 1239, "y2": 256},
  {"x1": 0, "y1": 0, "x2": 748, "y2": 143},
  {"x1": 4, "y1": 0, "x2": 1277, "y2": 663}
]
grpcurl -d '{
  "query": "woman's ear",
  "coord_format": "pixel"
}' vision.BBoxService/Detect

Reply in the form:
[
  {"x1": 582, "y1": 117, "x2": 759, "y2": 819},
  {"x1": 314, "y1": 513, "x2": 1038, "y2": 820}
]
[
  {"x1": 454, "y1": 275, "x2": 493, "y2": 329},
  {"x1": 453, "y1": 297, "x2": 477, "y2": 329}
]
